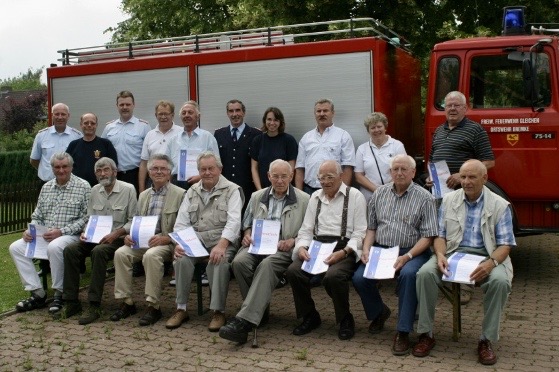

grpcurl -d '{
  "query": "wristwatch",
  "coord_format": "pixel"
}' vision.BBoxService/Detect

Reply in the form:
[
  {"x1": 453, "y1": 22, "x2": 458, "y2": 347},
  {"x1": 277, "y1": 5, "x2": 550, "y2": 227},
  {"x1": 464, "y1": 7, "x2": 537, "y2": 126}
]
[
  {"x1": 406, "y1": 252, "x2": 413, "y2": 260},
  {"x1": 491, "y1": 257, "x2": 499, "y2": 267}
]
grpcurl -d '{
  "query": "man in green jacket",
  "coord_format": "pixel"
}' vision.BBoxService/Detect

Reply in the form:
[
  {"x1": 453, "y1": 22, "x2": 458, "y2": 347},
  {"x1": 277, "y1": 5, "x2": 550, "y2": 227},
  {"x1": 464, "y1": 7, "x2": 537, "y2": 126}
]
[{"x1": 219, "y1": 159, "x2": 310, "y2": 343}]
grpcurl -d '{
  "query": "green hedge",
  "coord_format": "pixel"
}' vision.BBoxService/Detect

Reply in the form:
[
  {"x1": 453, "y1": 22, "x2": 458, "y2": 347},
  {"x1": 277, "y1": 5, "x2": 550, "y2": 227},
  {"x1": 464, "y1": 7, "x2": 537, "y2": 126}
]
[{"x1": 0, "y1": 150, "x2": 37, "y2": 185}]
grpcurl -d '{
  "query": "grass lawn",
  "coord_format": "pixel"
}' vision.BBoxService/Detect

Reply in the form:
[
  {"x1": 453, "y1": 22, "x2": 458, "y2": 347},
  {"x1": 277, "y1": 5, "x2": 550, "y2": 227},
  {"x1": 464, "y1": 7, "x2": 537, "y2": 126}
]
[
  {"x1": 0, "y1": 232, "x2": 29, "y2": 313},
  {"x1": 0, "y1": 232, "x2": 94, "y2": 314}
]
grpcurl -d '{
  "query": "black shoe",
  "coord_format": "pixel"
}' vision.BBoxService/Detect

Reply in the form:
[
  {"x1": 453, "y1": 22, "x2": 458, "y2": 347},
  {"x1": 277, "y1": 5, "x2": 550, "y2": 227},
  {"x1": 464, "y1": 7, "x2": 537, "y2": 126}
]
[
  {"x1": 15, "y1": 293, "x2": 47, "y2": 312},
  {"x1": 275, "y1": 276, "x2": 287, "y2": 289},
  {"x1": 110, "y1": 303, "x2": 138, "y2": 321},
  {"x1": 258, "y1": 306, "x2": 270, "y2": 328},
  {"x1": 163, "y1": 261, "x2": 173, "y2": 277},
  {"x1": 48, "y1": 296, "x2": 64, "y2": 314},
  {"x1": 219, "y1": 317, "x2": 253, "y2": 344},
  {"x1": 79, "y1": 305, "x2": 102, "y2": 325},
  {"x1": 309, "y1": 275, "x2": 323, "y2": 288},
  {"x1": 138, "y1": 306, "x2": 162, "y2": 326},
  {"x1": 53, "y1": 301, "x2": 82, "y2": 320},
  {"x1": 201, "y1": 271, "x2": 209, "y2": 286},
  {"x1": 369, "y1": 304, "x2": 391, "y2": 334},
  {"x1": 132, "y1": 262, "x2": 145, "y2": 277},
  {"x1": 338, "y1": 313, "x2": 355, "y2": 340},
  {"x1": 293, "y1": 310, "x2": 321, "y2": 336}
]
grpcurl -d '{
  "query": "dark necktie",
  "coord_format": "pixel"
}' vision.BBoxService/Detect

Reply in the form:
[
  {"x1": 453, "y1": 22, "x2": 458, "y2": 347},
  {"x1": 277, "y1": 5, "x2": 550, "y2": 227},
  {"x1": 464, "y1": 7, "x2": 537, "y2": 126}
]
[{"x1": 231, "y1": 127, "x2": 238, "y2": 142}]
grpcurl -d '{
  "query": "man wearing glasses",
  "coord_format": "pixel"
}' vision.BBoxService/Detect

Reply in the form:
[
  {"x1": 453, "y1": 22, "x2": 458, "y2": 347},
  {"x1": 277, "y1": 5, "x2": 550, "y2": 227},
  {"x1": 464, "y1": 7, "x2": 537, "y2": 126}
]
[
  {"x1": 426, "y1": 91, "x2": 495, "y2": 305},
  {"x1": 219, "y1": 160, "x2": 309, "y2": 343},
  {"x1": 66, "y1": 113, "x2": 118, "y2": 187},
  {"x1": 286, "y1": 160, "x2": 367, "y2": 340},
  {"x1": 138, "y1": 101, "x2": 182, "y2": 193},
  {"x1": 428, "y1": 91, "x2": 495, "y2": 189},
  {"x1": 111, "y1": 154, "x2": 185, "y2": 326}
]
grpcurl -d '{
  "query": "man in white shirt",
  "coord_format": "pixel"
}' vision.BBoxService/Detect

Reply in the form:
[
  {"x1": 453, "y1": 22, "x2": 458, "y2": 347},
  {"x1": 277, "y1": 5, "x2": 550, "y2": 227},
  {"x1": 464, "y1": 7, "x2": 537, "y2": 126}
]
[
  {"x1": 138, "y1": 100, "x2": 182, "y2": 192},
  {"x1": 295, "y1": 99, "x2": 355, "y2": 195}
]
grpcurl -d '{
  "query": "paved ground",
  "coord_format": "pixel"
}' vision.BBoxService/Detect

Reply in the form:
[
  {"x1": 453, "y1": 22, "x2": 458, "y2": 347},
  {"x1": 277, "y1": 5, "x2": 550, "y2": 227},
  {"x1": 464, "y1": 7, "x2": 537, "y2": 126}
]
[{"x1": 1, "y1": 234, "x2": 558, "y2": 371}]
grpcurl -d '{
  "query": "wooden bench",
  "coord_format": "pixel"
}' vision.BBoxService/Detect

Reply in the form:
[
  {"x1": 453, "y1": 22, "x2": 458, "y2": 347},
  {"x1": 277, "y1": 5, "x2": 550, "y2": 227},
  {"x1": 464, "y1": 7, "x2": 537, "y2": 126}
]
[{"x1": 440, "y1": 282, "x2": 461, "y2": 341}]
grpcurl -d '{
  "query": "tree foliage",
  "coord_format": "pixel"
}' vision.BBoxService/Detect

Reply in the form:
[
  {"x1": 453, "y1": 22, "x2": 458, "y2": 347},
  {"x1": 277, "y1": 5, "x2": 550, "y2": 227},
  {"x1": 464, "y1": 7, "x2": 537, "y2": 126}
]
[
  {"x1": 108, "y1": 0, "x2": 559, "y2": 64},
  {"x1": 1, "y1": 90, "x2": 47, "y2": 134},
  {"x1": 0, "y1": 68, "x2": 45, "y2": 91}
]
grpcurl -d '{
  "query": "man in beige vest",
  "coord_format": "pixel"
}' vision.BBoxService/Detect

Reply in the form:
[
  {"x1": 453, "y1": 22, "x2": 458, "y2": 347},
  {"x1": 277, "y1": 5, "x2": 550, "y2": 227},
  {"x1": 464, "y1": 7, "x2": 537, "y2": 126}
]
[{"x1": 166, "y1": 151, "x2": 243, "y2": 331}]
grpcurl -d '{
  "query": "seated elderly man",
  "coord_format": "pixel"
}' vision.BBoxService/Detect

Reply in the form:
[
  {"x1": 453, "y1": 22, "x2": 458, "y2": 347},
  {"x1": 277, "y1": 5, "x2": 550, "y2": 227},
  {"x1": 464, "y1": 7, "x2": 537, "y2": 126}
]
[
  {"x1": 352, "y1": 154, "x2": 437, "y2": 355},
  {"x1": 219, "y1": 159, "x2": 310, "y2": 343},
  {"x1": 285, "y1": 160, "x2": 367, "y2": 340},
  {"x1": 413, "y1": 159, "x2": 516, "y2": 366},
  {"x1": 166, "y1": 151, "x2": 243, "y2": 332},
  {"x1": 112, "y1": 154, "x2": 185, "y2": 326},
  {"x1": 9, "y1": 152, "x2": 90, "y2": 312},
  {"x1": 55, "y1": 157, "x2": 137, "y2": 324}
]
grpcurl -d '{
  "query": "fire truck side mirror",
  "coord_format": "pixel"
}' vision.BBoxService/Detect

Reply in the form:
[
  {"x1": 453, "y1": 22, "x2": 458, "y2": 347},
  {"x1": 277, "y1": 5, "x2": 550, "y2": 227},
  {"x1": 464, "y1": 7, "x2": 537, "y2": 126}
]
[{"x1": 522, "y1": 58, "x2": 534, "y2": 101}]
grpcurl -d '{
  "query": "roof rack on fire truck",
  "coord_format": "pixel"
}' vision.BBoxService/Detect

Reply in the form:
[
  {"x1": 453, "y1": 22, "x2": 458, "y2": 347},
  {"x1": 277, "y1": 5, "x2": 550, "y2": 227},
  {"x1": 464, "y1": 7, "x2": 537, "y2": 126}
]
[
  {"x1": 530, "y1": 24, "x2": 559, "y2": 35},
  {"x1": 57, "y1": 17, "x2": 412, "y2": 65}
]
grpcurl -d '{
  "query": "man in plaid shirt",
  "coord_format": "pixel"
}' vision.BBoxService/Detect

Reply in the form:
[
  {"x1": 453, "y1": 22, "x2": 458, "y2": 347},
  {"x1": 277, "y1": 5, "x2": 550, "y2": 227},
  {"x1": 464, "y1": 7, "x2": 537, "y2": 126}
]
[{"x1": 9, "y1": 152, "x2": 91, "y2": 312}]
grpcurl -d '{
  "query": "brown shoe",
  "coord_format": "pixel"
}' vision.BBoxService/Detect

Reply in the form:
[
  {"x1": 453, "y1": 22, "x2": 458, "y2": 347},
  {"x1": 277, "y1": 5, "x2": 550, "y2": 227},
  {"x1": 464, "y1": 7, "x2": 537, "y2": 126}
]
[
  {"x1": 208, "y1": 311, "x2": 226, "y2": 332},
  {"x1": 412, "y1": 333, "x2": 436, "y2": 357},
  {"x1": 392, "y1": 332, "x2": 410, "y2": 356},
  {"x1": 165, "y1": 309, "x2": 190, "y2": 329},
  {"x1": 478, "y1": 340, "x2": 497, "y2": 365}
]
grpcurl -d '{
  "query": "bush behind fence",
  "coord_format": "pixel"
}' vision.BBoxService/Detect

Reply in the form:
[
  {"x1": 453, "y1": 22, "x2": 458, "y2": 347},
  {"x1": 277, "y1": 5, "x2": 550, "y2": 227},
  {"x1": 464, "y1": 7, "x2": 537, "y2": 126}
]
[{"x1": 0, "y1": 151, "x2": 41, "y2": 234}]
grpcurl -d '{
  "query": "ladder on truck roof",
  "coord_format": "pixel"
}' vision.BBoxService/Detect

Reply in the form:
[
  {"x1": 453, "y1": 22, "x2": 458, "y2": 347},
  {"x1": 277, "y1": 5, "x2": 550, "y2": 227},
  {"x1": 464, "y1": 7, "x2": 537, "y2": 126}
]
[{"x1": 57, "y1": 18, "x2": 412, "y2": 65}]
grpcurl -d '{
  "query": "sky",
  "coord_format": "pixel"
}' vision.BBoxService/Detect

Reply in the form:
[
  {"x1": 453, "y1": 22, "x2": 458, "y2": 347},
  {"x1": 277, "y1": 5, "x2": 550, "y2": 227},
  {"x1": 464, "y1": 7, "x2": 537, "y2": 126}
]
[{"x1": 0, "y1": 0, "x2": 127, "y2": 83}]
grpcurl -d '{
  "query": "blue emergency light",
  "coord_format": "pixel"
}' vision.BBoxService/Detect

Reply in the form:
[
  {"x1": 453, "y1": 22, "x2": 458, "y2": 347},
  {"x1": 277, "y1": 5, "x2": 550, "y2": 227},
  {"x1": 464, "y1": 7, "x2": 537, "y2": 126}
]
[{"x1": 502, "y1": 6, "x2": 526, "y2": 35}]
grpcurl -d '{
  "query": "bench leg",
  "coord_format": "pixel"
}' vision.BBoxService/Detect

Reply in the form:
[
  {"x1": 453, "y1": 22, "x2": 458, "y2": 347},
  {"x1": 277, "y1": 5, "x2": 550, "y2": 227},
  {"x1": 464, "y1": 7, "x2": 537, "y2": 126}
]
[{"x1": 451, "y1": 283, "x2": 461, "y2": 341}]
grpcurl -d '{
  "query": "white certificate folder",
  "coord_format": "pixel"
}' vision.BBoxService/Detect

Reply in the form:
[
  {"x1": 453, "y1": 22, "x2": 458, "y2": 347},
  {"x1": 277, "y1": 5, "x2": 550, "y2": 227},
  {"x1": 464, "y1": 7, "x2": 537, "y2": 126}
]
[
  {"x1": 363, "y1": 245, "x2": 399, "y2": 279},
  {"x1": 130, "y1": 216, "x2": 159, "y2": 249},
  {"x1": 248, "y1": 219, "x2": 281, "y2": 255},
  {"x1": 301, "y1": 240, "x2": 337, "y2": 275},
  {"x1": 84, "y1": 215, "x2": 113, "y2": 244},
  {"x1": 442, "y1": 252, "x2": 486, "y2": 284},
  {"x1": 428, "y1": 160, "x2": 453, "y2": 199},
  {"x1": 25, "y1": 224, "x2": 48, "y2": 259},
  {"x1": 169, "y1": 227, "x2": 209, "y2": 257}
]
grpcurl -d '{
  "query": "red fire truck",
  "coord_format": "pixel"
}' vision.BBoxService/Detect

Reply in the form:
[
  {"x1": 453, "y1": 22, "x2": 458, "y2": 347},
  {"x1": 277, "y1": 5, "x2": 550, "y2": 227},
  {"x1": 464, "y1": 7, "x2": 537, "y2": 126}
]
[
  {"x1": 46, "y1": 19, "x2": 422, "y2": 162},
  {"x1": 425, "y1": 6, "x2": 559, "y2": 234}
]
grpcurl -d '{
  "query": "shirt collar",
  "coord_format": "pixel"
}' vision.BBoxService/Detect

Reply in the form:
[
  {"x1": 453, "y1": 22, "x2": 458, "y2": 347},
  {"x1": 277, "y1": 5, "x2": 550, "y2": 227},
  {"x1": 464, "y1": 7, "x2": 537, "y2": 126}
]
[
  {"x1": 230, "y1": 123, "x2": 246, "y2": 135},
  {"x1": 151, "y1": 182, "x2": 169, "y2": 195},
  {"x1": 269, "y1": 187, "x2": 289, "y2": 200},
  {"x1": 464, "y1": 189, "x2": 484, "y2": 206}
]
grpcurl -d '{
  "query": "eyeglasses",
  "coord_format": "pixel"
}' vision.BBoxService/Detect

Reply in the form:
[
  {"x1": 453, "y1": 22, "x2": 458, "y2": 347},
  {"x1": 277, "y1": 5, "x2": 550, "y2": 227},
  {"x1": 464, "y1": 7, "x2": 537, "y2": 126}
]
[
  {"x1": 390, "y1": 167, "x2": 410, "y2": 173},
  {"x1": 149, "y1": 167, "x2": 170, "y2": 173},
  {"x1": 270, "y1": 174, "x2": 290, "y2": 181},
  {"x1": 445, "y1": 104, "x2": 465, "y2": 109},
  {"x1": 156, "y1": 112, "x2": 173, "y2": 117},
  {"x1": 318, "y1": 175, "x2": 337, "y2": 183}
]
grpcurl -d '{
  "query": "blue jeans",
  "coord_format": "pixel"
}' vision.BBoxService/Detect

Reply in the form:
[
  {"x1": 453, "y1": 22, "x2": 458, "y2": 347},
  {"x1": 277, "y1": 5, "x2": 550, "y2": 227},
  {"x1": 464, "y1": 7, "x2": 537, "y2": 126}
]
[{"x1": 352, "y1": 248, "x2": 430, "y2": 333}]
